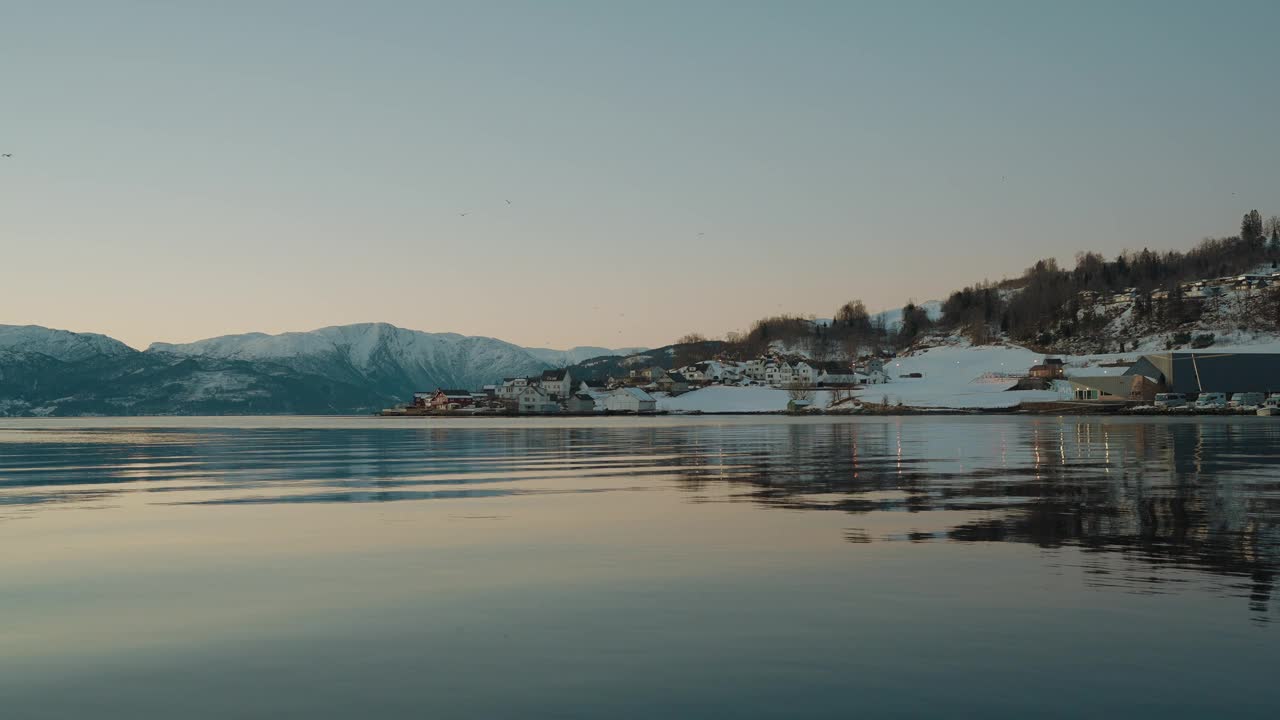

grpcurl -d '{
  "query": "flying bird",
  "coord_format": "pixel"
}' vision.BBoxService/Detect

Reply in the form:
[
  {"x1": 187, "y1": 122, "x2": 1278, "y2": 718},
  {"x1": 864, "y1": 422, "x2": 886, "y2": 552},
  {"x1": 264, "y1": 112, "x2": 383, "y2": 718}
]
[
  {"x1": 505, "y1": 199, "x2": 512, "y2": 205},
  {"x1": 459, "y1": 212, "x2": 470, "y2": 217},
  {"x1": 1, "y1": 154, "x2": 11, "y2": 158}
]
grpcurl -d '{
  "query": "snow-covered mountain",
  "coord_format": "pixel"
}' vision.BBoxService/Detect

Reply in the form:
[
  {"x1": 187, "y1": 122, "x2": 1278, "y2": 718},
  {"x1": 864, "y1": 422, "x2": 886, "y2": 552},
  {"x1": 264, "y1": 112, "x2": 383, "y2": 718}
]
[
  {"x1": 148, "y1": 322, "x2": 551, "y2": 397},
  {"x1": 0, "y1": 324, "x2": 134, "y2": 362},
  {"x1": 0, "y1": 323, "x2": 643, "y2": 416}
]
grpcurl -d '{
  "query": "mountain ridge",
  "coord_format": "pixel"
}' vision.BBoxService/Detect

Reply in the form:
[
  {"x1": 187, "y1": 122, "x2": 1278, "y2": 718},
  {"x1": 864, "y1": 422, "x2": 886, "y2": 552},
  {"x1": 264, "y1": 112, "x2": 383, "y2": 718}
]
[{"x1": 0, "y1": 323, "x2": 642, "y2": 416}]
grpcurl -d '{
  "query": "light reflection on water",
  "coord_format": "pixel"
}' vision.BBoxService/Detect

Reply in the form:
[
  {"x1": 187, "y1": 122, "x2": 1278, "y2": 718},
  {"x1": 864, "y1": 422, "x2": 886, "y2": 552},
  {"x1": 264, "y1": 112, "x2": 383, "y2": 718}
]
[{"x1": 0, "y1": 416, "x2": 1277, "y2": 718}]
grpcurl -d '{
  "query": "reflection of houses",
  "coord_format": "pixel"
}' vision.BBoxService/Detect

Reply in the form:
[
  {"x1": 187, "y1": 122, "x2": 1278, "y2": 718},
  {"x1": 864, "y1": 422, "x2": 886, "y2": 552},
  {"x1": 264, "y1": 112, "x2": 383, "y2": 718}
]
[{"x1": 603, "y1": 387, "x2": 657, "y2": 413}]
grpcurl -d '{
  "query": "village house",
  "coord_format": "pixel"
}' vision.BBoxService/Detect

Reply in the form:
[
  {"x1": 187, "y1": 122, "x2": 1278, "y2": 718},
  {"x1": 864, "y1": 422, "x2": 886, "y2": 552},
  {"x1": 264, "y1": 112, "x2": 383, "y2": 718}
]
[
  {"x1": 603, "y1": 387, "x2": 657, "y2": 413},
  {"x1": 517, "y1": 385, "x2": 560, "y2": 414},
  {"x1": 629, "y1": 366, "x2": 667, "y2": 382},
  {"x1": 678, "y1": 364, "x2": 706, "y2": 382},
  {"x1": 701, "y1": 360, "x2": 737, "y2": 382},
  {"x1": 427, "y1": 389, "x2": 475, "y2": 411},
  {"x1": 564, "y1": 393, "x2": 597, "y2": 413},
  {"x1": 791, "y1": 361, "x2": 817, "y2": 386},
  {"x1": 1029, "y1": 358, "x2": 1066, "y2": 380},
  {"x1": 539, "y1": 369, "x2": 573, "y2": 399},
  {"x1": 495, "y1": 377, "x2": 531, "y2": 401},
  {"x1": 656, "y1": 372, "x2": 690, "y2": 394},
  {"x1": 816, "y1": 371, "x2": 861, "y2": 387}
]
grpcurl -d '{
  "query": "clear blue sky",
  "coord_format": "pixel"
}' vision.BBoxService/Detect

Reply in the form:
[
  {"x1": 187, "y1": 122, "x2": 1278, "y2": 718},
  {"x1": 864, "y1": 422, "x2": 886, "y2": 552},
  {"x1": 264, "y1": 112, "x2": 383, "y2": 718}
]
[{"x1": 3, "y1": 0, "x2": 1277, "y2": 349}]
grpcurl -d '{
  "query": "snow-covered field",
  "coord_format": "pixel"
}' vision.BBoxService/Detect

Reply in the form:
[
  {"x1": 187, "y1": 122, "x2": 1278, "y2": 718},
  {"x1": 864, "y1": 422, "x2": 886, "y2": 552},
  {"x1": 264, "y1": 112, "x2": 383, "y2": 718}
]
[
  {"x1": 867, "y1": 342, "x2": 1060, "y2": 409},
  {"x1": 657, "y1": 387, "x2": 834, "y2": 413}
]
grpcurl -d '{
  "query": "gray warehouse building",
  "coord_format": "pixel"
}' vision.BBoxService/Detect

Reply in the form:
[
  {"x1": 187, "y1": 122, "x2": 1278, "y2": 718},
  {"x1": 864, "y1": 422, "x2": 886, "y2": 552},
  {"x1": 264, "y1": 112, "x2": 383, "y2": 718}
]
[{"x1": 1123, "y1": 352, "x2": 1280, "y2": 395}]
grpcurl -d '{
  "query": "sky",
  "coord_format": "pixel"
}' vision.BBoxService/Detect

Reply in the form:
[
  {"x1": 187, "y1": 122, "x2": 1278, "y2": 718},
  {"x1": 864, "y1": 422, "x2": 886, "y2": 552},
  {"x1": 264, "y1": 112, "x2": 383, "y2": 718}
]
[{"x1": 2, "y1": 1, "x2": 1278, "y2": 351}]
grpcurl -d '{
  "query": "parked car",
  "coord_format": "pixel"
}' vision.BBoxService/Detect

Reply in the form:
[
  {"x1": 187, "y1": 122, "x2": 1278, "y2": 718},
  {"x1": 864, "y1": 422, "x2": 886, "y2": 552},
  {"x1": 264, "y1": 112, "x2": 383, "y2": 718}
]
[
  {"x1": 1153, "y1": 393, "x2": 1187, "y2": 409},
  {"x1": 1229, "y1": 392, "x2": 1265, "y2": 409},
  {"x1": 1194, "y1": 392, "x2": 1228, "y2": 410}
]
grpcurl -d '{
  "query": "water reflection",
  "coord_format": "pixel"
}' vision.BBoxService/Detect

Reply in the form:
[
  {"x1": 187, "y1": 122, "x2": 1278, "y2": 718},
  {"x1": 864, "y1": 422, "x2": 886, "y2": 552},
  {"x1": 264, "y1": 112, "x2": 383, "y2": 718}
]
[{"x1": 1, "y1": 417, "x2": 1278, "y2": 622}]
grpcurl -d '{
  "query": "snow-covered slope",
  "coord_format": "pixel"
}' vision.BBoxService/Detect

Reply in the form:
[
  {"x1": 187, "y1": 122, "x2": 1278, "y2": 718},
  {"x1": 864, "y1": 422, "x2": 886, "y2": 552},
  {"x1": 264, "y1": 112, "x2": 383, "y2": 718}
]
[
  {"x1": 658, "y1": 387, "x2": 834, "y2": 413},
  {"x1": 0, "y1": 324, "x2": 136, "y2": 362},
  {"x1": 148, "y1": 323, "x2": 556, "y2": 394},
  {"x1": 866, "y1": 340, "x2": 1059, "y2": 409}
]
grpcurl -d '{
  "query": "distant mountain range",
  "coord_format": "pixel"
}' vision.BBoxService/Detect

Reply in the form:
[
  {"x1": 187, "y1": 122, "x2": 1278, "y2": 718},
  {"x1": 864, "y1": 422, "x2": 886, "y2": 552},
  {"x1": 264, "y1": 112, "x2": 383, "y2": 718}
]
[{"x1": 0, "y1": 323, "x2": 643, "y2": 416}]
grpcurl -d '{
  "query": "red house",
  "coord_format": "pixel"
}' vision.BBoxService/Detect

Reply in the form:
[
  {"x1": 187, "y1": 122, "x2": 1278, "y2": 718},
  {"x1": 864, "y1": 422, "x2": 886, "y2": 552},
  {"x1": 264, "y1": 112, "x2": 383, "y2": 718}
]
[{"x1": 427, "y1": 389, "x2": 475, "y2": 411}]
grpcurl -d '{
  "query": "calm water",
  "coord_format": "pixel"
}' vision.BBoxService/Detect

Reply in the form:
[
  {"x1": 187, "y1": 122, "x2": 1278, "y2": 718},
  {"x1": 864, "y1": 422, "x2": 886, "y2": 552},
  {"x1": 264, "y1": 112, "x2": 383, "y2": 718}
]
[{"x1": 1, "y1": 415, "x2": 1277, "y2": 718}]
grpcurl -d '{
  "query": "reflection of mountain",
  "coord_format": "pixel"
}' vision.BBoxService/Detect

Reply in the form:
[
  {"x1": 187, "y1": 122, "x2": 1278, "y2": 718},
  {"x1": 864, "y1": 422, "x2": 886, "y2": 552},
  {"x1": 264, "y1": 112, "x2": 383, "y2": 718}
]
[{"x1": 1, "y1": 418, "x2": 1276, "y2": 620}]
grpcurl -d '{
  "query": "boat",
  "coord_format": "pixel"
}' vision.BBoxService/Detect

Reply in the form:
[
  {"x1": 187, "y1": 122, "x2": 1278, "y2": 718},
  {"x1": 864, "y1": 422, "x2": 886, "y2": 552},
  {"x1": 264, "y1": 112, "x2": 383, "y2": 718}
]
[{"x1": 1258, "y1": 398, "x2": 1280, "y2": 416}]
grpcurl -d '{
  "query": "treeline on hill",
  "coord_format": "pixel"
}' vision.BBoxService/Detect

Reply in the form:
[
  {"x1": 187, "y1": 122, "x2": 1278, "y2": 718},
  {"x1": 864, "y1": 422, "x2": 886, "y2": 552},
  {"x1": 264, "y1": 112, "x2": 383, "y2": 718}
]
[
  {"x1": 939, "y1": 211, "x2": 1280, "y2": 348},
  {"x1": 675, "y1": 298, "x2": 935, "y2": 365},
  {"x1": 667, "y1": 211, "x2": 1280, "y2": 363}
]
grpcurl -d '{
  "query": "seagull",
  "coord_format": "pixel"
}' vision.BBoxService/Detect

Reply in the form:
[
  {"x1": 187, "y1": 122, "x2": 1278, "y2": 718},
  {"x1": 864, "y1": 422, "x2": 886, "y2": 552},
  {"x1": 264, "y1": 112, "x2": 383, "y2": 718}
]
[
  {"x1": 1, "y1": 154, "x2": 11, "y2": 158},
  {"x1": 505, "y1": 199, "x2": 511, "y2": 205},
  {"x1": 459, "y1": 212, "x2": 470, "y2": 217}
]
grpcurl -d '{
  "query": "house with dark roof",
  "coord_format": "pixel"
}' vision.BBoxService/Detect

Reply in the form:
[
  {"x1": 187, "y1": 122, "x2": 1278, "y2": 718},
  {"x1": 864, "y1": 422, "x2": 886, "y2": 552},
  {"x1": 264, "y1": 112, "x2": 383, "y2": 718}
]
[
  {"x1": 539, "y1": 368, "x2": 573, "y2": 399},
  {"x1": 565, "y1": 393, "x2": 597, "y2": 413},
  {"x1": 655, "y1": 372, "x2": 690, "y2": 393}
]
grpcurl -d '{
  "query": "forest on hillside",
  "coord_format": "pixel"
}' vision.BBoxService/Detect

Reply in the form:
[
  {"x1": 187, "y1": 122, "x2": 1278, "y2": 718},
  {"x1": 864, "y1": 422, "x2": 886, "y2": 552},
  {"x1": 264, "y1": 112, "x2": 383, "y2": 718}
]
[{"x1": 674, "y1": 210, "x2": 1280, "y2": 361}]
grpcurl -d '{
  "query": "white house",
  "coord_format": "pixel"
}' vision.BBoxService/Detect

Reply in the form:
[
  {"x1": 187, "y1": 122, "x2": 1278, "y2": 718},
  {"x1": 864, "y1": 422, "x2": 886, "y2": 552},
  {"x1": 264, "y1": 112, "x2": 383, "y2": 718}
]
[
  {"x1": 517, "y1": 385, "x2": 559, "y2": 414},
  {"x1": 743, "y1": 359, "x2": 768, "y2": 381},
  {"x1": 496, "y1": 377, "x2": 531, "y2": 401},
  {"x1": 539, "y1": 369, "x2": 573, "y2": 399},
  {"x1": 817, "y1": 371, "x2": 861, "y2": 387},
  {"x1": 603, "y1": 387, "x2": 657, "y2": 413},
  {"x1": 679, "y1": 364, "x2": 706, "y2": 382},
  {"x1": 791, "y1": 362, "x2": 817, "y2": 386},
  {"x1": 860, "y1": 368, "x2": 890, "y2": 384}
]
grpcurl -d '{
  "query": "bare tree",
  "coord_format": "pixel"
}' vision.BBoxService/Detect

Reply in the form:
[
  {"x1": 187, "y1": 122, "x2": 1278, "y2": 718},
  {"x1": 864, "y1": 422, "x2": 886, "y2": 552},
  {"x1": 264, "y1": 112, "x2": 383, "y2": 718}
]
[{"x1": 786, "y1": 383, "x2": 814, "y2": 403}]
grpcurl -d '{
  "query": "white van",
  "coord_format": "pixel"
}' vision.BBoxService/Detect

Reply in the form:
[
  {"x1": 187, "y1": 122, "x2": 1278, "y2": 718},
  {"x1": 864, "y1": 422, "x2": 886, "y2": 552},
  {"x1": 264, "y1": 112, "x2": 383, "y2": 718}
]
[
  {"x1": 1153, "y1": 393, "x2": 1186, "y2": 409},
  {"x1": 1195, "y1": 392, "x2": 1228, "y2": 410}
]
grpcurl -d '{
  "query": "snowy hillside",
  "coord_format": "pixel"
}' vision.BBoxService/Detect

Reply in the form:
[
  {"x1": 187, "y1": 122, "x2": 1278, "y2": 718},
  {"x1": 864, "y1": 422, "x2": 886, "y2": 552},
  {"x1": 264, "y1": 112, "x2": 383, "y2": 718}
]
[
  {"x1": 148, "y1": 323, "x2": 562, "y2": 398},
  {"x1": 0, "y1": 324, "x2": 135, "y2": 362}
]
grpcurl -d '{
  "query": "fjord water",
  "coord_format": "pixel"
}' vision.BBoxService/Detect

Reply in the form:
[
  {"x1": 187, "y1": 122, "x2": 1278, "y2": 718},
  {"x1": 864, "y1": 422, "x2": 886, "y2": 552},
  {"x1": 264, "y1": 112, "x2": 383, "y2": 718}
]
[{"x1": 1, "y1": 417, "x2": 1276, "y2": 718}]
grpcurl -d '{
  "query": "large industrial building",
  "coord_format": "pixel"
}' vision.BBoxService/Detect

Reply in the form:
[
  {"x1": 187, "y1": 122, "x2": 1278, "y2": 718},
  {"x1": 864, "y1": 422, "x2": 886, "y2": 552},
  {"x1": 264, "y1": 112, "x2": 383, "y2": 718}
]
[{"x1": 1067, "y1": 352, "x2": 1280, "y2": 401}]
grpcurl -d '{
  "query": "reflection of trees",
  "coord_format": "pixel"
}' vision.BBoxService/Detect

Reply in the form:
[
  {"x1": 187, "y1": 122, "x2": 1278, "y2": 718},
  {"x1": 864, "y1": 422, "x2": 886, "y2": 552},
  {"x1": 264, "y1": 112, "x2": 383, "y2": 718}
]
[
  {"x1": 664, "y1": 419, "x2": 1280, "y2": 622},
  {"x1": 3, "y1": 419, "x2": 1277, "y2": 620}
]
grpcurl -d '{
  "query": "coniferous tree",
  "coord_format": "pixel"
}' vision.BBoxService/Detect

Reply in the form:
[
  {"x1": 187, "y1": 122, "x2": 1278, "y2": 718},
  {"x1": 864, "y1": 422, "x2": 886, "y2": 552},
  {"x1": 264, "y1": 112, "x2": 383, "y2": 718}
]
[{"x1": 1242, "y1": 210, "x2": 1265, "y2": 248}]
